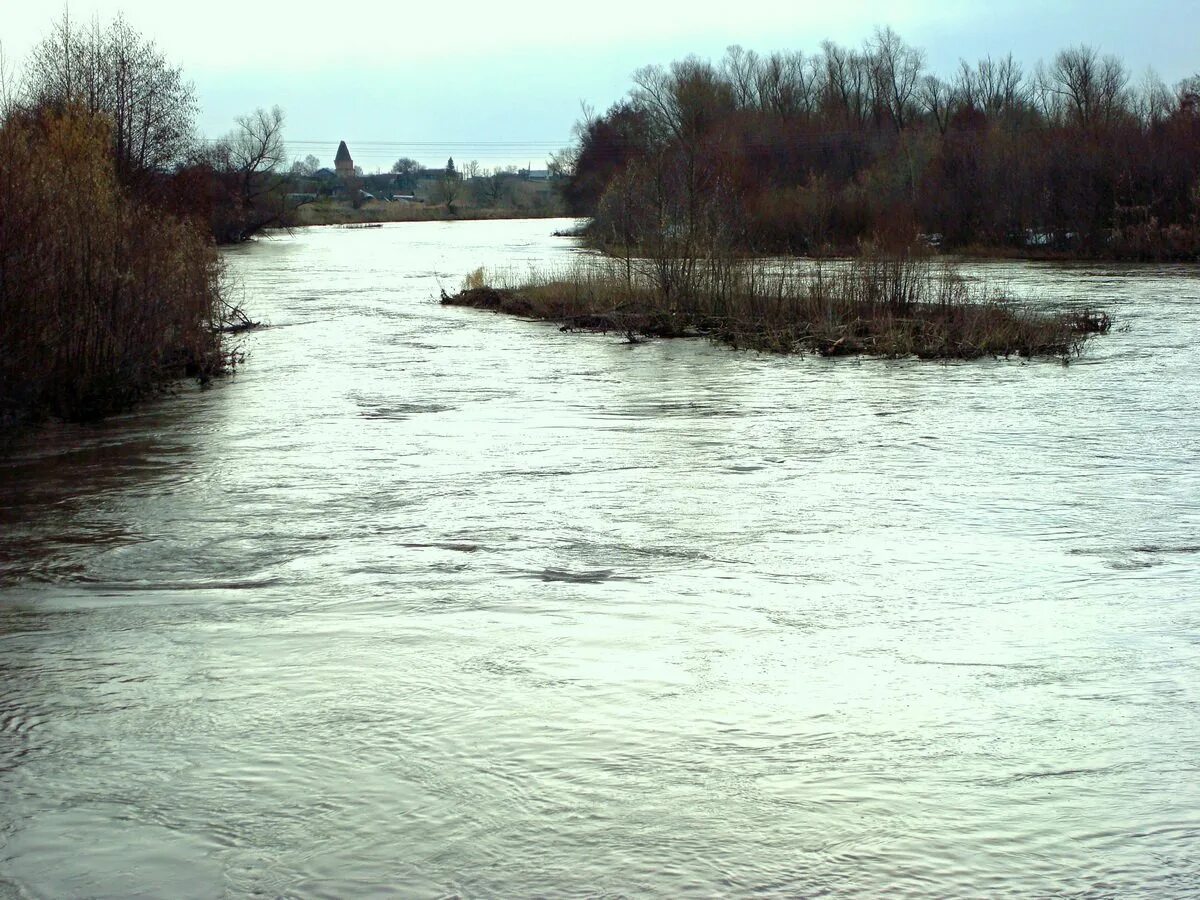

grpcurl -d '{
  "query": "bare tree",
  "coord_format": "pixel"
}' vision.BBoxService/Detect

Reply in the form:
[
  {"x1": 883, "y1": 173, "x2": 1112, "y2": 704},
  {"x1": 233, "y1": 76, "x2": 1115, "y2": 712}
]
[
  {"x1": 474, "y1": 171, "x2": 510, "y2": 207},
  {"x1": 992, "y1": 54, "x2": 1027, "y2": 117},
  {"x1": 26, "y1": 12, "x2": 198, "y2": 188},
  {"x1": 919, "y1": 75, "x2": 952, "y2": 134},
  {"x1": 290, "y1": 153, "x2": 320, "y2": 176},
  {"x1": 1135, "y1": 69, "x2": 1174, "y2": 126},
  {"x1": 867, "y1": 27, "x2": 925, "y2": 131},
  {"x1": 631, "y1": 64, "x2": 683, "y2": 142},
  {"x1": 1096, "y1": 54, "x2": 1132, "y2": 123},
  {"x1": 753, "y1": 51, "x2": 814, "y2": 120},
  {"x1": 722, "y1": 45, "x2": 758, "y2": 108},
  {"x1": 548, "y1": 146, "x2": 577, "y2": 178},
  {"x1": 434, "y1": 164, "x2": 463, "y2": 211},
  {"x1": 199, "y1": 106, "x2": 289, "y2": 242},
  {"x1": 1178, "y1": 75, "x2": 1200, "y2": 115},
  {"x1": 821, "y1": 41, "x2": 873, "y2": 126},
  {"x1": 1043, "y1": 45, "x2": 1129, "y2": 126},
  {"x1": 953, "y1": 59, "x2": 978, "y2": 111},
  {"x1": 0, "y1": 42, "x2": 20, "y2": 118},
  {"x1": 226, "y1": 106, "x2": 286, "y2": 186},
  {"x1": 630, "y1": 58, "x2": 736, "y2": 244},
  {"x1": 632, "y1": 58, "x2": 735, "y2": 145},
  {"x1": 952, "y1": 55, "x2": 1026, "y2": 121}
]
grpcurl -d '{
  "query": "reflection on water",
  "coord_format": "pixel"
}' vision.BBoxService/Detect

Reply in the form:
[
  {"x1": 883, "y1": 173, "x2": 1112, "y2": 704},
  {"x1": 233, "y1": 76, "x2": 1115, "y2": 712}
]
[{"x1": 1, "y1": 219, "x2": 1199, "y2": 897}]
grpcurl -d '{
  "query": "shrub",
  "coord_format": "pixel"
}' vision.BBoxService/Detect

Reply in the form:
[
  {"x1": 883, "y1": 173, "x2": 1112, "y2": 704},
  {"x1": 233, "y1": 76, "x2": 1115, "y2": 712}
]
[{"x1": 0, "y1": 104, "x2": 231, "y2": 422}]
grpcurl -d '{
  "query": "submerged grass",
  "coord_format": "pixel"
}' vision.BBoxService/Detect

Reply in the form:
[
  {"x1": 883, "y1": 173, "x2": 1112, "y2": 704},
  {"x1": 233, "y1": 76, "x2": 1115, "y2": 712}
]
[{"x1": 442, "y1": 254, "x2": 1110, "y2": 360}]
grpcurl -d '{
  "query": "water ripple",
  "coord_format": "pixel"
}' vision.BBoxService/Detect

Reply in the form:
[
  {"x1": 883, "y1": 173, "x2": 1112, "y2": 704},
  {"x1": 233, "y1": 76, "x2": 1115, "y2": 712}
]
[{"x1": 1, "y1": 221, "x2": 1198, "y2": 897}]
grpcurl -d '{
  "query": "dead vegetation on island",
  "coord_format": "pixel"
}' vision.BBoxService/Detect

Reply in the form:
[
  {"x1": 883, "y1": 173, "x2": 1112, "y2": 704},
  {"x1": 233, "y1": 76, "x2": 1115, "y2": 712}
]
[{"x1": 442, "y1": 252, "x2": 1110, "y2": 360}]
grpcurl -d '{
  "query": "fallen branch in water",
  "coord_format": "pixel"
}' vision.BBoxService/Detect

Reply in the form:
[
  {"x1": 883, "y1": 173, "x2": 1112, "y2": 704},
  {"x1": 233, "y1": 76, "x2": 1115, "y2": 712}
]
[{"x1": 216, "y1": 299, "x2": 263, "y2": 334}]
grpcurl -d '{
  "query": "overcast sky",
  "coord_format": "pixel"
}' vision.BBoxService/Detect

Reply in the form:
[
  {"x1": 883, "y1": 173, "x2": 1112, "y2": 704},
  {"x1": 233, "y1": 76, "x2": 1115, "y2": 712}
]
[{"x1": 4, "y1": 0, "x2": 1198, "y2": 171}]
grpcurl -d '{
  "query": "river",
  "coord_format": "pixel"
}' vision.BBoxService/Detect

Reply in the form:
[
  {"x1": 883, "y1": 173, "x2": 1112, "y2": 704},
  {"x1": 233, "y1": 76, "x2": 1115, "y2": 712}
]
[{"x1": 1, "y1": 218, "x2": 1198, "y2": 897}]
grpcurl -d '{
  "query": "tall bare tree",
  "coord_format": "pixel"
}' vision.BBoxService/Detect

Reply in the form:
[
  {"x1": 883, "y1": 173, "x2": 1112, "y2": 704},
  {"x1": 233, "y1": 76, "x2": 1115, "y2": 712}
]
[
  {"x1": 868, "y1": 27, "x2": 925, "y2": 131},
  {"x1": 919, "y1": 75, "x2": 952, "y2": 134},
  {"x1": 1043, "y1": 45, "x2": 1130, "y2": 127},
  {"x1": 26, "y1": 12, "x2": 197, "y2": 188},
  {"x1": 198, "y1": 106, "x2": 289, "y2": 242}
]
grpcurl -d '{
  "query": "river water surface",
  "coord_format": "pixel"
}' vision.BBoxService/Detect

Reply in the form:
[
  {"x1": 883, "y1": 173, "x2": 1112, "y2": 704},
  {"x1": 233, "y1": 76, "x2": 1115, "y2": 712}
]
[{"x1": 1, "y1": 219, "x2": 1198, "y2": 898}]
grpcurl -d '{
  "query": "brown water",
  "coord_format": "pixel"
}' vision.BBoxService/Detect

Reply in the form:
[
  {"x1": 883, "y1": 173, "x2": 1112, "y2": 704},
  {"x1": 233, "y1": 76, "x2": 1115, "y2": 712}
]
[{"x1": 1, "y1": 218, "x2": 1198, "y2": 898}]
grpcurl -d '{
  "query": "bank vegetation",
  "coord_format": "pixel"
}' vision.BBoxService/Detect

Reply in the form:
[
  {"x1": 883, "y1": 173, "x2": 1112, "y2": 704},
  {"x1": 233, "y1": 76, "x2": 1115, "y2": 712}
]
[
  {"x1": 0, "y1": 14, "x2": 276, "y2": 424},
  {"x1": 290, "y1": 199, "x2": 563, "y2": 227},
  {"x1": 561, "y1": 31, "x2": 1200, "y2": 260}
]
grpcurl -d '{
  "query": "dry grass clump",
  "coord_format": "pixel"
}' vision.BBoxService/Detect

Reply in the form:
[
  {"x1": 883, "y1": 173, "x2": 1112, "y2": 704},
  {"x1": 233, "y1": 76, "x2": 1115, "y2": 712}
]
[
  {"x1": 1, "y1": 105, "x2": 236, "y2": 423},
  {"x1": 442, "y1": 252, "x2": 1110, "y2": 360}
]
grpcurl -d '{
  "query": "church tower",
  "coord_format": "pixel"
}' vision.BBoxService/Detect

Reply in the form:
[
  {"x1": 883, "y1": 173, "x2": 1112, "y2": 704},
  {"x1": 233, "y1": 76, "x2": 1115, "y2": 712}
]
[{"x1": 335, "y1": 141, "x2": 354, "y2": 178}]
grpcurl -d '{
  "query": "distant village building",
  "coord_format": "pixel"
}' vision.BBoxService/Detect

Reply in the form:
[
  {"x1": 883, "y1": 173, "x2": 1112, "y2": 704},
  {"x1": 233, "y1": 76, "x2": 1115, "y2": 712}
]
[{"x1": 335, "y1": 141, "x2": 354, "y2": 178}]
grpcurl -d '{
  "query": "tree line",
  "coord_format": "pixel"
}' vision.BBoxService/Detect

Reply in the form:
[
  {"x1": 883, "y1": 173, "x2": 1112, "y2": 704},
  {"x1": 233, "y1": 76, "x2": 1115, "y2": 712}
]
[{"x1": 562, "y1": 29, "x2": 1200, "y2": 259}]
